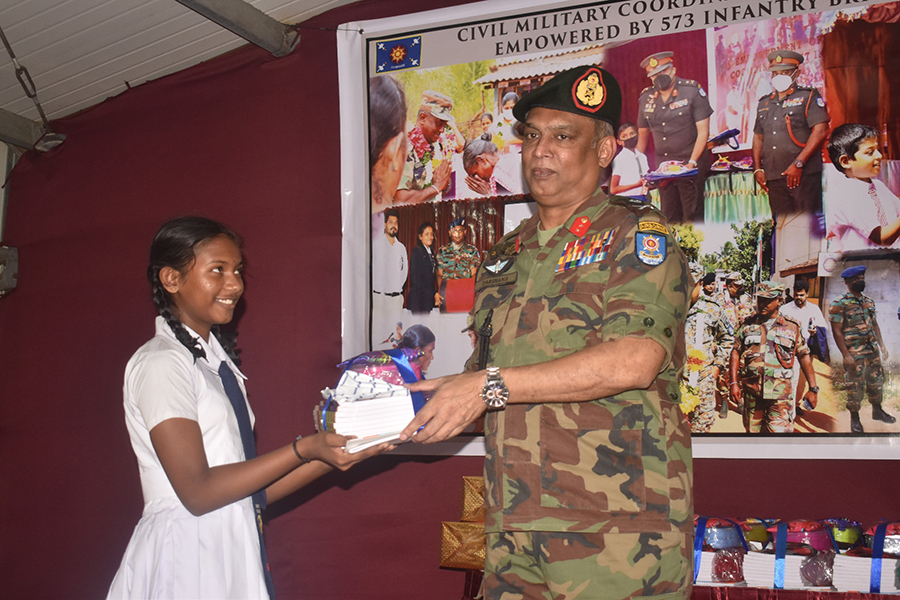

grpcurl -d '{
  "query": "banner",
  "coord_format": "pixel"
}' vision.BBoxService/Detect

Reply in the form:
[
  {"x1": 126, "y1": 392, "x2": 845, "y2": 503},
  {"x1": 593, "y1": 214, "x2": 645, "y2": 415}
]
[{"x1": 339, "y1": 0, "x2": 900, "y2": 455}]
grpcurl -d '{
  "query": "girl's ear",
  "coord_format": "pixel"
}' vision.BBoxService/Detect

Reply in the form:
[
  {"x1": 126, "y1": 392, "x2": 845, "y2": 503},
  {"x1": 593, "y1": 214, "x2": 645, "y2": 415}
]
[{"x1": 159, "y1": 266, "x2": 182, "y2": 294}]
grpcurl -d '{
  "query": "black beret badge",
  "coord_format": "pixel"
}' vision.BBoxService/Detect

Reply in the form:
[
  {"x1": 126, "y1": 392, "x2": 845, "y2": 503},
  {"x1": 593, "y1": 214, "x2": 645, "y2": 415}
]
[{"x1": 572, "y1": 67, "x2": 607, "y2": 113}]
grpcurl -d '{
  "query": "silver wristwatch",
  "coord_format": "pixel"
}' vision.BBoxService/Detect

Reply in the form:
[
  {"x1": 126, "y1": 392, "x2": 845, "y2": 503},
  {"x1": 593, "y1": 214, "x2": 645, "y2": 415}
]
[{"x1": 480, "y1": 366, "x2": 509, "y2": 410}]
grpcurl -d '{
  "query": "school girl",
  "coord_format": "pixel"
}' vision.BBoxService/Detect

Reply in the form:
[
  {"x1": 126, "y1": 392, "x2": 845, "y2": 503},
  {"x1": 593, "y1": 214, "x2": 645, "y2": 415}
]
[{"x1": 107, "y1": 216, "x2": 389, "y2": 599}]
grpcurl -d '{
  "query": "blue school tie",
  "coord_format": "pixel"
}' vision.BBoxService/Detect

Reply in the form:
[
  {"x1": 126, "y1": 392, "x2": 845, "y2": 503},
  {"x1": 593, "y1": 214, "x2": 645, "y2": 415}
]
[{"x1": 219, "y1": 361, "x2": 276, "y2": 600}]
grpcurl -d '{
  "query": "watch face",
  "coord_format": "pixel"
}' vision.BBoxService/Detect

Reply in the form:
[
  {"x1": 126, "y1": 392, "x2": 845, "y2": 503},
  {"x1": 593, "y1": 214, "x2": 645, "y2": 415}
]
[{"x1": 483, "y1": 384, "x2": 509, "y2": 409}]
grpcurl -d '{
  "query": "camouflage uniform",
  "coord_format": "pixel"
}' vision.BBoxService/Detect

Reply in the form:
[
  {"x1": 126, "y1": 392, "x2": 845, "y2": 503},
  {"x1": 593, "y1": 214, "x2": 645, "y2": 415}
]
[
  {"x1": 733, "y1": 312, "x2": 809, "y2": 433},
  {"x1": 716, "y1": 291, "x2": 753, "y2": 405},
  {"x1": 829, "y1": 292, "x2": 884, "y2": 412},
  {"x1": 436, "y1": 242, "x2": 481, "y2": 280},
  {"x1": 682, "y1": 293, "x2": 734, "y2": 433},
  {"x1": 469, "y1": 188, "x2": 693, "y2": 599}
]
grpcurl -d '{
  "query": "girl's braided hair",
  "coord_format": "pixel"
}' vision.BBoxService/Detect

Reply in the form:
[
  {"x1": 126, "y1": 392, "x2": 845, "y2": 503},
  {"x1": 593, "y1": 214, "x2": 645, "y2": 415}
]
[{"x1": 148, "y1": 216, "x2": 242, "y2": 365}]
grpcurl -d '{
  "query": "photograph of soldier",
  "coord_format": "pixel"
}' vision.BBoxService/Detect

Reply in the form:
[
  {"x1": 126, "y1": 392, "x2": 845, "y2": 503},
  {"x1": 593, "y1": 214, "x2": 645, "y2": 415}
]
[
  {"x1": 825, "y1": 123, "x2": 900, "y2": 252},
  {"x1": 401, "y1": 64, "x2": 694, "y2": 600},
  {"x1": 779, "y1": 278, "x2": 829, "y2": 415},
  {"x1": 394, "y1": 90, "x2": 465, "y2": 205},
  {"x1": 371, "y1": 208, "x2": 407, "y2": 348},
  {"x1": 636, "y1": 51, "x2": 714, "y2": 223},
  {"x1": 730, "y1": 281, "x2": 820, "y2": 433},
  {"x1": 829, "y1": 265, "x2": 895, "y2": 433},
  {"x1": 682, "y1": 272, "x2": 734, "y2": 433},
  {"x1": 435, "y1": 217, "x2": 481, "y2": 312},
  {"x1": 751, "y1": 50, "x2": 829, "y2": 221}
]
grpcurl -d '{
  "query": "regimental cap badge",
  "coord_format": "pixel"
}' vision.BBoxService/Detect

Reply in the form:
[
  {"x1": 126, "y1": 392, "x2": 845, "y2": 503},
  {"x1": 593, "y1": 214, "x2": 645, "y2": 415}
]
[
  {"x1": 513, "y1": 64, "x2": 621, "y2": 128},
  {"x1": 573, "y1": 68, "x2": 606, "y2": 112},
  {"x1": 649, "y1": 57, "x2": 658, "y2": 68},
  {"x1": 767, "y1": 49, "x2": 804, "y2": 71}
]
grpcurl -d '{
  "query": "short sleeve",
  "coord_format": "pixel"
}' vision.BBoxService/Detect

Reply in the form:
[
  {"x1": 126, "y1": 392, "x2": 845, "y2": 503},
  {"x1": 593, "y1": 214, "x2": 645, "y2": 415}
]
[
  {"x1": 753, "y1": 101, "x2": 764, "y2": 135},
  {"x1": 828, "y1": 300, "x2": 844, "y2": 325},
  {"x1": 691, "y1": 86, "x2": 714, "y2": 122},
  {"x1": 636, "y1": 97, "x2": 649, "y2": 129},
  {"x1": 806, "y1": 89, "x2": 829, "y2": 127},
  {"x1": 600, "y1": 211, "x2": 690, "y2": 364},
  {"x1": 128, "y1": 348, "x2": 199, "y2": 430}
]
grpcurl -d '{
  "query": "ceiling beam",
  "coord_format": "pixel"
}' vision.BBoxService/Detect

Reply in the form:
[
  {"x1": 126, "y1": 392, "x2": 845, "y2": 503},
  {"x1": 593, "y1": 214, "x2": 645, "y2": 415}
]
[
  {"x1": 0, "y1": 108, "x2": 43, "y2": 151},
  {"x1": 175, "y1": 0, "x2": 300, "y2": 57}
]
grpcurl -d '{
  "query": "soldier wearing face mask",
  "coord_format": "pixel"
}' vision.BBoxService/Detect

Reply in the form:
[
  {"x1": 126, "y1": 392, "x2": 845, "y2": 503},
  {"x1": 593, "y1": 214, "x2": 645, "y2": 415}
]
[
  {"x1": 636, "y1": 51, "x2": 714, "y2": 223},
  {"x1": 829, "y1": 265, "x2": 895, "y2": 433},
  {"x1": 752, "y1": 50, "x2": 829, "y2": 220}
]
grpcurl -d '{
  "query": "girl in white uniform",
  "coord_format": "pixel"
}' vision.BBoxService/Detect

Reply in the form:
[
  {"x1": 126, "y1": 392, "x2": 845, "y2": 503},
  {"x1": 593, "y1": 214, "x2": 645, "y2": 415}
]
[{"x1": 108, "y1": 217, "x2": 389, "y2": 599}]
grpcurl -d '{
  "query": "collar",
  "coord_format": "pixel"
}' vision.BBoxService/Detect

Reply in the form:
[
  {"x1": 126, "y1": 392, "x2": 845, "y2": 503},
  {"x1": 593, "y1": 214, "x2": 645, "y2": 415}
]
[
  {"x1": 154, "y1": 315, "x2": 246, "y2": 379},
  {"x1": 518, "y1": 187, "x2": 609, "y2": 251}
]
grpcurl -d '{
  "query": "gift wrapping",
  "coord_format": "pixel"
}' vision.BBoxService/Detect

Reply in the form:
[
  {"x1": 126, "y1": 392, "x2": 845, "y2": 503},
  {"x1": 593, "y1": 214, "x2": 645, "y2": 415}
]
[
  {"x1": 461, "y1": 476, "x2": 485, "y2": 523},
  {"x1": 440, "y1": 521, "x2": 486, "y2": 570}
]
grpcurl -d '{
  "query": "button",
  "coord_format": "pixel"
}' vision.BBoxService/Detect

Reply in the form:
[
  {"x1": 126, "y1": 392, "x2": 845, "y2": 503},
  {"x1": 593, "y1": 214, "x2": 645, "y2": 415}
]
[
  {"x1": 663, "y1": 137, "x2": 667, "y2": 141},
  {"x1": 669, "y1": 392, "x2": 679, "y2": 401},
  {"x1": 664, "y1": 327, "x2": 673, "y2": 337},
  {"x1": 643, "y1": 317, "x2": 655, "y2": 327}
]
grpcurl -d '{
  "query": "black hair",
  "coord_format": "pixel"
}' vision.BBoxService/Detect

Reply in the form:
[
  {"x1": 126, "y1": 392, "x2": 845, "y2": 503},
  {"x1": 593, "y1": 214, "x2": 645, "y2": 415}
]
[
  {"x1": 793, "y1": 278, "x2": 809, "y2": 293},
  {"x1": 502, "y1": 91, "x2": 519, "y2": 106},
  {"x1": 384, "y1": 208, "x2": 400, "y2": 222},
  {"x1": 369, "y1": 76, "x2": 407, "y2": 170},
  {"x1": 462, "y1": 134, "x2": 499, "y2": 172},
  {"x1": 828, "y1": 123, "x2": 880, "y2": 173},
  {"x1": 481, "y1": 112, "x2": 494, "y2": 122},
  {"x1": 148, "y1": 216, "x2": 243, "y2": 365},
  {"x1": 396, "y1": 324, "x2": 436, "y2": 351},
  {"x1": 416, "y1": 221, "x2": 434, "y2": 248},
  {"x1": 617, "y1": 122, "x2": 637, "y2": 137}
]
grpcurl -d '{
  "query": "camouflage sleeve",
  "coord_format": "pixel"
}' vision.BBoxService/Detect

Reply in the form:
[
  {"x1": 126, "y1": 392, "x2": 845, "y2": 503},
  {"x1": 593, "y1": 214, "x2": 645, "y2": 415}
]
[
  {"x1": 796, "y1": 327, "x2": 810, "y2": 357},
  {"x1": 600, "y1": 208, "x2": 690, "y2": 365},
  {"x1": 714, "y1": 308, "x2": 735, "y2": 368},
  {"x1": 828, "y1": 299, "x2": 843, "y2": 324},
  {"x1": 435, "y1": 246, "x2": 449, "y2": 271},
  {"x1": 396, "y1": 148, "x2": 418, "y2": 192}
]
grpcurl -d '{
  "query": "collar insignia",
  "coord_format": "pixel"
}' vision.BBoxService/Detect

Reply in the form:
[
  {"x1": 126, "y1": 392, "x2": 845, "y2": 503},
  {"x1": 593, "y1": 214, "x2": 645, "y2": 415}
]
[{"x1": 569, "y1": 215, "x2": 592, "y2": 237}]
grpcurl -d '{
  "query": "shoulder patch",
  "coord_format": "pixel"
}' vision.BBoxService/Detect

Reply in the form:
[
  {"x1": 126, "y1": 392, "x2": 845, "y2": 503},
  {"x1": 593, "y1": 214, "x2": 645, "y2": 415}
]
[
  {"x1": 816, "y1": 97, "x2": 825, "y2": 108},
  {"x1": 636, "y1": 232, "x2": 666, "y2": 266}
]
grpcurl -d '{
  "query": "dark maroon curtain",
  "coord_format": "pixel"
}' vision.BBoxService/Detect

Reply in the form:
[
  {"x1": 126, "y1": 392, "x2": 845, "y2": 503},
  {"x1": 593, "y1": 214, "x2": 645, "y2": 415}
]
[{"x1": 1, "y1": 1, "x2": 899, "y2": 599}]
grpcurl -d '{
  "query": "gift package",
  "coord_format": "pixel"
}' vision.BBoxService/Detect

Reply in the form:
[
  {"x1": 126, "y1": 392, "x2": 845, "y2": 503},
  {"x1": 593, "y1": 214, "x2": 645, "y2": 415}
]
[
  {"x1": 694, "y1": 516, "x2": 900, "y2": 593},
  {"x1": 440, "y1": 476, "x2": 486, "y2": 571}
]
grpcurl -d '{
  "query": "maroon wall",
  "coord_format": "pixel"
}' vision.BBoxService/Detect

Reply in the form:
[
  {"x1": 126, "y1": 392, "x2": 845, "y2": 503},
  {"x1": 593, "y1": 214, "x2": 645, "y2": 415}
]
[{"x1": 0, "y1": 0, "x2": 897, "y2": 598}]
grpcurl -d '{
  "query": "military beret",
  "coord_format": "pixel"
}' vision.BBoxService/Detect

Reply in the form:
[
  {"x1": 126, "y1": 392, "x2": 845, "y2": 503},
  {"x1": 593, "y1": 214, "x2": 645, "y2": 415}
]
[
  {"x1": 756, "y1": 280, "x2": 785, "y2": 299},
  {"x1": 513, "y1": 65, "x2": 621, "y2": 129},
  {"x1": 767, "y1": 50, "x2": 804, "y2": 72},
  {"x1": 689, "y1": 261, "x2": 705, "y2": 279},
  {"x1": 640, "y1": 51, "x2": 674, "y2": 77},
  {"x1": 841, "y1": 265, "x2": 866, "y2": 278},
  {"x1": 702, "y1": 272, "x2": 716, "y2": 285},
  {"x1": 420, "y1": 90, "x2": 454, "y2": 121},
  {"x1": 449, "y1": 217, "x2": 465, "y2": 229}
]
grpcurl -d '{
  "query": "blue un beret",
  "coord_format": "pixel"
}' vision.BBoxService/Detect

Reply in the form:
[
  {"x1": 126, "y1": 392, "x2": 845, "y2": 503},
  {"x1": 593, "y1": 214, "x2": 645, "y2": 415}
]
[{"x1": 841, "y1": 265, "x2": 866, "y2": 278}]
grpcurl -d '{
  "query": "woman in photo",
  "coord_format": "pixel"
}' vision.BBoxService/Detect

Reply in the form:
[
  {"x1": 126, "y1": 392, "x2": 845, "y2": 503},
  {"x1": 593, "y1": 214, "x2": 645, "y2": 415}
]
[{"x1": 407, "y1": 221, "x2": 439, "y2": 313}]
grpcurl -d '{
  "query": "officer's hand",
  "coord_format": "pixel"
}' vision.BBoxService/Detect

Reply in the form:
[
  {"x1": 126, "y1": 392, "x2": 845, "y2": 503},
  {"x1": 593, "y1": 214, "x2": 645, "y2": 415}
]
[
  {"x1": 433, "y1": 160, "x2": 452, "y2": 192},
  {"x1": 400, "y1": 372, "x2": 487, "y2": 443},
  {"x1": 754, "y1": 169, "x2": 769, "y2": 193},
  {"x1": 730, "y1": 382, "x2": 741, "y2": 405},
  {"x1": 842, "y1": 354, "x2": 857, "y2": 370},
  {"x1": 782, "y1": 163, "x2": 802, "y2": 189}
]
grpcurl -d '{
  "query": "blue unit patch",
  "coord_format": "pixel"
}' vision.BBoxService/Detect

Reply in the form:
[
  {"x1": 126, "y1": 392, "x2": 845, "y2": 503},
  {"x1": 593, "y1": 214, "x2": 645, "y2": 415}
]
[{"x1": 636, "y1": 232, "x2": 666, "y2": 266}]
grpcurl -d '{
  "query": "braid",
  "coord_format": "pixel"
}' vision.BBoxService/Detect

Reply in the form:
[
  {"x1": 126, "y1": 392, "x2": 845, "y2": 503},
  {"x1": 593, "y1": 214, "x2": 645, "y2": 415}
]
[
  {"x1": 148, "y1": 264, "x2": 207, "y2": 363},
  {"x1": 212, "y1": 325, "x2": 241, "y2": 366}
]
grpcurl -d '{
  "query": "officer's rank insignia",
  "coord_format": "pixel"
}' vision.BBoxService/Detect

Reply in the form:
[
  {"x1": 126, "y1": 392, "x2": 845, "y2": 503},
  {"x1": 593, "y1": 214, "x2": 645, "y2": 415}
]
[
  {"x1": 569, "y1": 215, "x2": 591, "y2": 237},
  {"x1": 638, "y1": 221, "x2": 669, "y2": 235},
  {"x1": 572, "y1": 67, "x2": 606, "y2": 113},
  {"x1": 636, "y1": 232, "x2": 666, "y2": 266},
  {"x1": 557, "y1": 229, "x2": 613, "y2": 272}
]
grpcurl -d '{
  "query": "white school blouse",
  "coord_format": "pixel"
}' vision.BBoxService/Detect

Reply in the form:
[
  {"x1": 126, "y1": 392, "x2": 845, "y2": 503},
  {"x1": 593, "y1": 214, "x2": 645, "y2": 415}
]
[{"x1": 108, "y1": 317, "x2": 268, "y2": 600}]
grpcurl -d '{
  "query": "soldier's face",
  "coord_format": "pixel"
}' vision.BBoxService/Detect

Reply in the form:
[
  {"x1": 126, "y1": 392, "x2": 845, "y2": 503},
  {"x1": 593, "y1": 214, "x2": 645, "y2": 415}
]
[
  {"x1": 521, "y1": 107, "x2": 613, "y2": 212},
  {"x1": 794, "y1": 289, "x2": 807, "y2": 307},
  {"x1": 756, "y1": 296, "x2": 781, "y2": 319},
  {"x1": 418, "y1": 112, "x2": 445, "y2": 144},
  {"x1": 703, "y1": 282, "x2": 716, "y2": 295},
  {"x1": 449, "y1": 225, "x2": 466, "y2": 245}
]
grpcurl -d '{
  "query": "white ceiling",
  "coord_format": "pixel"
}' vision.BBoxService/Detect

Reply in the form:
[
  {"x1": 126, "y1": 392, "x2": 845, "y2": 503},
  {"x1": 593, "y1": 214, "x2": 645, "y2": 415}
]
[{"x1": 0, "y1": 0, "x2": 358, "y2": 123}]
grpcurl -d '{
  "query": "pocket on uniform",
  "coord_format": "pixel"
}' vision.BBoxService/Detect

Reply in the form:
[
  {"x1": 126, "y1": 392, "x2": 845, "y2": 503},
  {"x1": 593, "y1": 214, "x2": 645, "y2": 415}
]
[{"x1": 539, "y1": 405, "x2": 646, "y2": 513}]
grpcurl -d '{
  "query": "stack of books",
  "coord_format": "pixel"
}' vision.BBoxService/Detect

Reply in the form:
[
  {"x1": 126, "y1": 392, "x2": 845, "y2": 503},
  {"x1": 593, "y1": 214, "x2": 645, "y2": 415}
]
[
  {"x1": 832, "y1": 554, "x2": 900, "y2": 593},
  {"x1": 316, "y1": 370, "x2": 422, "y2": 453}
]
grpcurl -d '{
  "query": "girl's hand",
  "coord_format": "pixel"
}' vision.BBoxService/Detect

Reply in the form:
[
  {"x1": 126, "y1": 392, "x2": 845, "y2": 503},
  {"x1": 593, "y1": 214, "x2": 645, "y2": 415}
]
[{"x1": 305, "y1": 432, "x2": 392, "y2": 471}]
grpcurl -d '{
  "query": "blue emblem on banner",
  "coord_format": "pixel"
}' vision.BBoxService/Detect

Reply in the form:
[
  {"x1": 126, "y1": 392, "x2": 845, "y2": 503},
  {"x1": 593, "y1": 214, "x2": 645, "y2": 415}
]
[
  {"x1": 636, "y1": 232, "x2": 666, "y2": 266},
  {"x1": 375, "y1": 36, "x2": 422, "y2": 73}
]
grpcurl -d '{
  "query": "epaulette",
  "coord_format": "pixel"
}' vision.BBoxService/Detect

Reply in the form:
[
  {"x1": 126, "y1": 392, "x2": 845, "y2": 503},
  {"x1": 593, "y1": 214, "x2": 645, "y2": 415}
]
[
  {"x1": 780, "y1": 313, "x2": 802, "y2": 328},
  {"x1": 678, "y1": 78, "x2": 699, "y2": 87},
  {"x1": 758, "y1": 92, "x2": 773, "y2": 102},
  {"x1": 639, "y1": 85, "x2": 654, "y2": 95},
  {"x1": 487, "y1": 225, "x2": 522, "y2": 259},
  {"x1": 609, "y1": 194, "x2": 661, "y2": 215}
]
